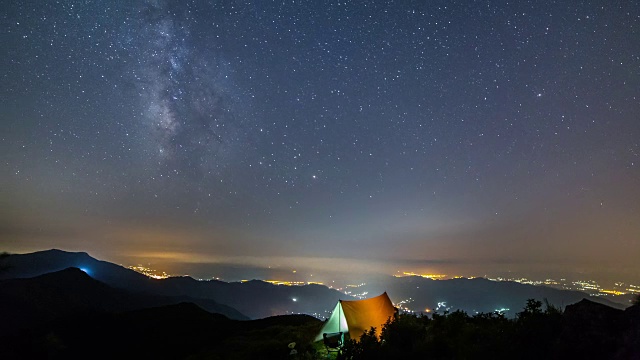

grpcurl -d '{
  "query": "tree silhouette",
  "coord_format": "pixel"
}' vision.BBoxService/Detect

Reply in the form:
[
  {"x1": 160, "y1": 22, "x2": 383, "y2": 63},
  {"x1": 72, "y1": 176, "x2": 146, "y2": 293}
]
[{"x1": 336, "y1": 299, "x2": 573, "y2": 359}]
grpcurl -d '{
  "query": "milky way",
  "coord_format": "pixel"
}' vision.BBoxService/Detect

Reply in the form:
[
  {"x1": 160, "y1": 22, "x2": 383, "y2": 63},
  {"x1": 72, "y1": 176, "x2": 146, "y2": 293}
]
[
  {"x1": 129, "y1": 2, "x2": 245, "y2": 176},
  {"x1": 2, "y1": 0, "x2": 639, "y2": 283}
]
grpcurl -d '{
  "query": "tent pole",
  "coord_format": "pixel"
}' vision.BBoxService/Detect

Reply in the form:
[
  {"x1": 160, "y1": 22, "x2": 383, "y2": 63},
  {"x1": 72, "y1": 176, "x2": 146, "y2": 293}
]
[{"x1": 338, "y1": 300, "x2": 341, "y2": 333}]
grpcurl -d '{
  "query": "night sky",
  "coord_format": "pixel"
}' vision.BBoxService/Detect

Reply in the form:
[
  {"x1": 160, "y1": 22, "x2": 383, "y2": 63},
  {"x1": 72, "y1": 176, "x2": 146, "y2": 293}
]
[{"x1": 2, "y1": 1, "x2": 639, "y2": 283}]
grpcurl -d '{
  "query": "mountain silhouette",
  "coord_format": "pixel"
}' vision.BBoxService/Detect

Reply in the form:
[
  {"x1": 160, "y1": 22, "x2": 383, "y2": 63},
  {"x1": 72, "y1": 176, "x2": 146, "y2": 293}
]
[
  {"x1": 0, "y1": 266, "x2": 247, "y2": 336},
  {"x1": 0, "y1": 249, "x2": 155, "y2": 289},
  {"x1": 362, "y1": 274, "x2": 627, "y2": 316},
  {"x1": 0, "y1": 249, "x2": 629, "y2": 321},
  {"x1": 148, "y1": 276, "x2": 346, "y2": 318},
  {"x1": 0, "y1": 249, "x2": 346, "y2": 319}
]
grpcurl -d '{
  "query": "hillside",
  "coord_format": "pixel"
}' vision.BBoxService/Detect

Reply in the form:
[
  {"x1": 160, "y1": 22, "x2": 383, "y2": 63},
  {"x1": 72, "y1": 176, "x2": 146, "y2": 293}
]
[
  {"x1": 0, "y1": 249, "x2": 346, "y2": 319},
  {"x1": 0, "y1": 249, "x2": 629, "y2": 320},
  {"x1": 0, "y1": 267, "x2": 247, "y2": 336},
  {"x1": 0, "y1": 302, "x2": 322, "y2": 360},
  {"x1": 365, "y1": 275, "x2": 626, "y2": 317}
]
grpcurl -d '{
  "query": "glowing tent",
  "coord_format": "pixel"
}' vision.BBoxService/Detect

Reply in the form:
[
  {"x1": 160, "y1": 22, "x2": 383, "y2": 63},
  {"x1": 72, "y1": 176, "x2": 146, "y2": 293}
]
[{"x1": 315, "y1": 292, "x2": 396, "y2": 342}]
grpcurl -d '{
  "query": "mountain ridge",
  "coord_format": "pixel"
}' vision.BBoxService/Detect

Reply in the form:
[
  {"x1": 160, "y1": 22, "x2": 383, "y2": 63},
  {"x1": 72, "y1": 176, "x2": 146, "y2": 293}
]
[
  {"x1": 0, "y1": 249, "x2": 630, "y2": 320},
  {"x1": 0, "y1": 266, "x2": 248, "y2": 336},
  {"x1": 0, "y1": 249, "x2": 347, "y2": 319}
]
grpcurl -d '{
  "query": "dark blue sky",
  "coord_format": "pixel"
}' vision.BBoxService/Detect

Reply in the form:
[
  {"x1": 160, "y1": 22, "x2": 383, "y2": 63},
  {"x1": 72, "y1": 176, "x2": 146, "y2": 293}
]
[{"x1": 2, "y1": 0, "x2": 639, "y2": 282}]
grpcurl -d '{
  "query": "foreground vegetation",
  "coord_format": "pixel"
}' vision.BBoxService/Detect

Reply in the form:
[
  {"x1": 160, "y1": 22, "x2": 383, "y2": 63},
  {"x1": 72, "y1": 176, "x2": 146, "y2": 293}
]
[
  {"x1": 337, "y1": 298, "x2": 639, "y2": 360},
  {"x1": 1, "y1": 296, "x2": 637, "y2": 359}
]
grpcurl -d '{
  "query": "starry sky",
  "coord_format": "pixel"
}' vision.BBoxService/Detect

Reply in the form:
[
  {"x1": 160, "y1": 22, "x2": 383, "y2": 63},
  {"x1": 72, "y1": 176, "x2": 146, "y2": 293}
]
[{"x1": 2, "y1": 0, "x2": 639, "y2": 283}]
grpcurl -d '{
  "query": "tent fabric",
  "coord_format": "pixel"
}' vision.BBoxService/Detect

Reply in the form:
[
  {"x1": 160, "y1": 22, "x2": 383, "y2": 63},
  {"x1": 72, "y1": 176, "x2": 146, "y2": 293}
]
[
  {"x1": 315, "y1": 292, "x2": 396, "y2": 342},
  {"x1": 319, "y1": 302, "x2": 349, "y2": 339}
]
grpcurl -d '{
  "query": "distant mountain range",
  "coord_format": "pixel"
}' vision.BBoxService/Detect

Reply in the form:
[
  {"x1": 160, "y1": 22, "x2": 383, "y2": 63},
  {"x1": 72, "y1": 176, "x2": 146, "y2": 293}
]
[
  {"x1": 0, "y1": 249, "x2": 631, "y2": 322},
  {"x1": 362, "y1": 274, "x2": 629, "y2": 316},
  {"x1": 0, "y1": 249, "x2": 345, "y2": 319}
]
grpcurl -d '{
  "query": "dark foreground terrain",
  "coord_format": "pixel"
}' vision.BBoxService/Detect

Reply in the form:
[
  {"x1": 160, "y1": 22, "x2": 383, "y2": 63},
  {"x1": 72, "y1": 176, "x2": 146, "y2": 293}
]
[
  {"x1": 2, "y1": 295, "x2": 638, "y2": 360},
  {"x1": 0, "y1": 301, "x2": 322, "y2": 360}
]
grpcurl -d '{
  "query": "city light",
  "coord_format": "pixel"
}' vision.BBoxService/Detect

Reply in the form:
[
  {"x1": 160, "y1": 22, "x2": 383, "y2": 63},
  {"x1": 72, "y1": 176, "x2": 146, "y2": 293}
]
[
  {"x1": 395, "y1": 272, "x2": 448, "y2": 279},
  {"x1": 128, "y1": 265, "x2": 170, "y2": 279}
]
